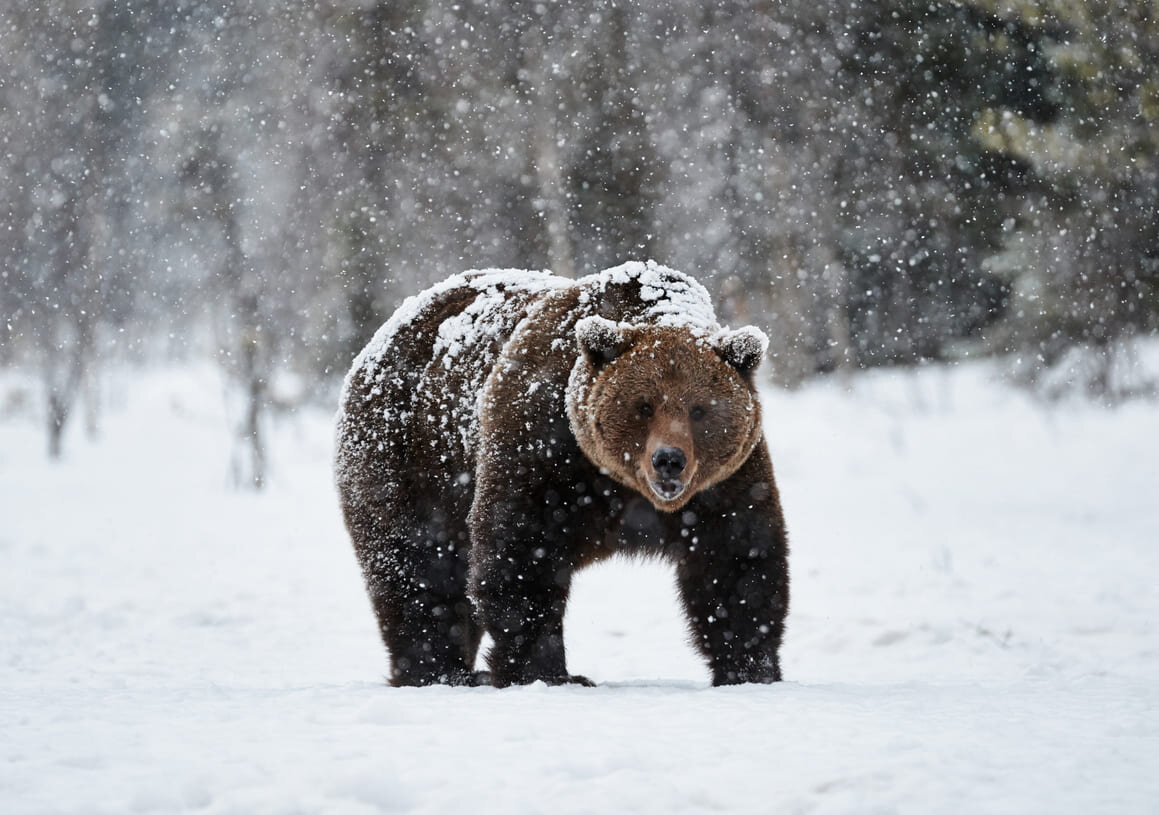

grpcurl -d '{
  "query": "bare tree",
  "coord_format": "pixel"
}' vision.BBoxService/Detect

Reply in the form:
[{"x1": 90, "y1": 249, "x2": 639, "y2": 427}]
[
  {"x1": 178, "y1": 131, "x2": 270, "y2": 489},
  {"x1": 2, "y1": 1, "x2": 167, "y2": 455}
]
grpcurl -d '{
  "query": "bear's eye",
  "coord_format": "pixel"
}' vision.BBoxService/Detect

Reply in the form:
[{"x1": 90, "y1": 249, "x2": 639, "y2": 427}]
[
  {"x1": 690, "y1": 405, "x2": 706, "y2": 422},
  {"x1": 638, "y1": 402, "x2": 654, "y2": 418}
]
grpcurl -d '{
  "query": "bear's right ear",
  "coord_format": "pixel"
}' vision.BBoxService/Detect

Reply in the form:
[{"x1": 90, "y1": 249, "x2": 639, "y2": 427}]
[{"x1": 575, "y1": 316, "x2": 632, "y2": 366}]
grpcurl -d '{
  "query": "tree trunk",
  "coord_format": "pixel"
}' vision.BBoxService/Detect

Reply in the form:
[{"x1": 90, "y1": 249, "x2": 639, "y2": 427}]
[{"x1": 521, "y1": 24, "x2": 574, "y2": 279}]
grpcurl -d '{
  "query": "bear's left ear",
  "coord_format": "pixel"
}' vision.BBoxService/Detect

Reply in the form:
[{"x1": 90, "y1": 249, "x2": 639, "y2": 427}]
[
  {"x1": 576, "y1": 316, "x2": 632, "y2": 366},
  {"x1": 716, "y1": 326, "x2": 769, "y2": 374}
]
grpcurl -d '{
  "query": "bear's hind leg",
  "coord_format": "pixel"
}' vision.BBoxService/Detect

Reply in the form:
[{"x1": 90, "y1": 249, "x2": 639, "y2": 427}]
[
  {"x1": 347, "y1": 504, "x2": 483, "y2": 686},
  {"x1": 372, "y1": 579, "x2": 482, "y2": 687}
]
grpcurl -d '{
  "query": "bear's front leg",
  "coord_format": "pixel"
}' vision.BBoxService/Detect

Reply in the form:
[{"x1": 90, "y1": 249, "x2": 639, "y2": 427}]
[
  {"x1": 677, "y1": 540, "x2": 787, "y2": 685},
  {"x1": 474, "y1": 567, "x2": 591, "y2": 687},
  {"x1": 673, "y1": 449, "x2": 789, "y2": 686},
  {"x1": 469, "y1": 491, "x2": 595, "y2": 688}
]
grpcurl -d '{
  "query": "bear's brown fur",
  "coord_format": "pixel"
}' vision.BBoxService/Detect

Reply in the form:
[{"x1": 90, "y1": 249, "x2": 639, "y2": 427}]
[{"x1": 335, "y1": 261, "x2": 789, "y2": 687}]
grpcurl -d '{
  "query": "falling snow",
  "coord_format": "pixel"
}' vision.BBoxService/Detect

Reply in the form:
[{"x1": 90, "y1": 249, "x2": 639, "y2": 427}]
[{"x1": 2, "y1": 1, "x2": 1158, "y2": 811}]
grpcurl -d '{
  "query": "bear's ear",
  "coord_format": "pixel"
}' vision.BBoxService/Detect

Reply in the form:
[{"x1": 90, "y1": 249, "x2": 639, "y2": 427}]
[
  {"x1": 716, "y1": 326, "x2": 769, "y2": 374},
  {"x1": 575, "y1": 316, "x2": 632, "y2": 366}
]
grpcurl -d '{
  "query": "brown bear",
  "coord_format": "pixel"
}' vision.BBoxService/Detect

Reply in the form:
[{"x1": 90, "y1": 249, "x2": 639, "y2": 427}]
[{"x1": 335, "y1": 260, "x2": 789, "y2": 687}]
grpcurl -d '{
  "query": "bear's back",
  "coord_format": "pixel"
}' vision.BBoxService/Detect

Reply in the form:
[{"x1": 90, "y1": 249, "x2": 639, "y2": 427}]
[{"x1": 335, "y1": 269, "x2": 566, "y2": 500}]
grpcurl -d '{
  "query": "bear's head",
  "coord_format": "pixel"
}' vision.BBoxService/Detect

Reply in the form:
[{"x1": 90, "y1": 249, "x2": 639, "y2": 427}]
[{"x1": 567, "y1": 316, "x2": 768, "y2": 512}]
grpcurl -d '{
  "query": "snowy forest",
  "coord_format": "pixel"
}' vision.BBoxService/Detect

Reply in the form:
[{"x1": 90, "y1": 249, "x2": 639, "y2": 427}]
[
  {"x1": 2, "y1": 0, "x2": 1158, "y2": 468},
  {"x1": 4, "y1": 4, "x2": 1159, "y2": 811}
]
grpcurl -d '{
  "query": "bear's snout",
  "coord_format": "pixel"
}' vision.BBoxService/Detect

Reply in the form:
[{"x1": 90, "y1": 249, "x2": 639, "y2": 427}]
[
  {"x1": 645, "y1": 445, "x2": 693, "y2": 503},
  {"x1": 651, "y1": 446, "x2": 687, "y2": 479},
  {"x1": 650, "y1": 446, "x2": 688, "y2": 501},
  {"x1": 642, "y1": 419, "x2": 697, "y2": 506}
]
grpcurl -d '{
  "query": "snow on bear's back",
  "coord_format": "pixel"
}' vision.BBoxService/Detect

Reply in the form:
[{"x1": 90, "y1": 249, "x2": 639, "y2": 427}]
[
  {"x1": 342, "y1": 268, "x2": 566, "y2": 397},
  {"x1": 338, "y1": 262, "x2": 722, "y2": 412}
]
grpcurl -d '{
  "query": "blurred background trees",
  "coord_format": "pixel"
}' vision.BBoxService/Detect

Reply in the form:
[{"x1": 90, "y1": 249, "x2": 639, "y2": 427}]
[{"x1": 2, "y1": 0, "x2": 1157, "y2": 469}]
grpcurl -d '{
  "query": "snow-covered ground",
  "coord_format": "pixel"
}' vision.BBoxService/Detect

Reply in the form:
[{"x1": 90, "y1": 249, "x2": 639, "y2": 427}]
[{"x1": 2, "y1": 361, "x2": 1157, "y2": 814}]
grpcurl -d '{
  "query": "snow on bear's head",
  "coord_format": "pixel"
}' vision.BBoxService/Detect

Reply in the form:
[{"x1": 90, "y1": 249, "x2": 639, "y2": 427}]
[{"x1": 567, "y1": 316, "x2": 768, "y2": 512}]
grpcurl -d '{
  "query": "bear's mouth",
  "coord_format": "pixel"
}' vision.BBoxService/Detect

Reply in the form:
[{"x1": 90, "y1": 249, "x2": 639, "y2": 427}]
[{"x1": 649, "y1": 479, "x2": 686, "y2": 502}]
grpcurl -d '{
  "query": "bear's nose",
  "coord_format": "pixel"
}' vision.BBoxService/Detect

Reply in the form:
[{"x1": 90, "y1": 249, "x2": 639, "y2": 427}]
[{"x1": 651, "y1": 446, "x2": 687, "y2": 479}]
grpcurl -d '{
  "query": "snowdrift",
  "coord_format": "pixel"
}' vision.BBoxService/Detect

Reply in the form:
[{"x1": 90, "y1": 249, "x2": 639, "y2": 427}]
[{"x1": 1, "y1": 362, "x2": 1157, "y2": 813}]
